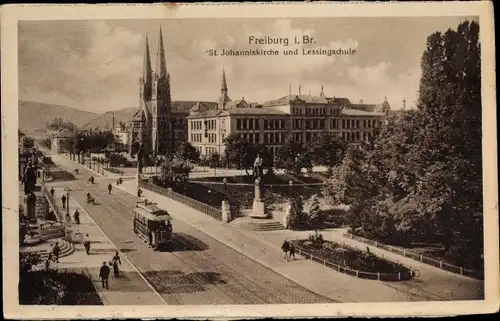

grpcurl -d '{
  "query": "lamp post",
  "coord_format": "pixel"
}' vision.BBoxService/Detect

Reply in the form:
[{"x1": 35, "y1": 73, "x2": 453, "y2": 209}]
[
  {"x1": 288, "y1": 180, "x2": 293, "y2": 200},
  {"x1": 223, "y1": 177, "x2": 228, "y2": 200},
  {"x1": 64, "y1": 186, "x2": 71, "y2": 216}
]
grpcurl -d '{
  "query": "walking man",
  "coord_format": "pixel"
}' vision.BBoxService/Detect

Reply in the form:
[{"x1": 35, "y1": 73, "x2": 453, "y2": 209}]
[
  {"x1": 107, "y1": 183, "x2": 112, "y2": 194},
  {"x1": 83, "y1": 234, "x2": 91, "y2": 255},
  {"x1": 99, "y1": 262, "x2": 110, "y2": 290},
  {"x1": 52, "y1": 242, "x2": 61, "y2": 263},
  {"x1": 50, "y1": 187, "x2": 55, "y2": 198},
  {"x1": 289, "y1": 242, "x2": 296, "y2": 261},
  {"x1": 281, "y1": 239, "x2": 290, "y2": 261},
  {"x1": 73, "y1": 209, "x2": 80, "y2": 225},
  {"x1": 61, "y1": 194, "x2": 67, "y2": 209}
]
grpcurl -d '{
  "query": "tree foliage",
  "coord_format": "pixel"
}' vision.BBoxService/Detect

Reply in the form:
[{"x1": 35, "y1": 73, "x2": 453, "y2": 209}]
[
  {"x1": 175, "y1": 141, "x2": 200, "y2": 163},
  {"x1": 323, "y1": 21, "x2": 483, "y2": 269},
  {"x1": 289, "y1": 195, "x2": 308, "y2": 230},
  {"x1": 160, "y1": 159, "x2": 192, "y2": 189},
  {"x1": 308, "y1": 195, "x2": 326, "y2": 236},
  {"x1": 307, "y1": 132, "x2": 347, "y2": 169},
  {"x1": 223, "y1": 134, "x2": 254, "y2": 174},
  {"x1": 275, "y1": 140, "x2": 312, "y2": 177}
]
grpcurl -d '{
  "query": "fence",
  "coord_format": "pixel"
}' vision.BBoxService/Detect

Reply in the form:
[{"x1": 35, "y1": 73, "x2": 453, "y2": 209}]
[
  {"x1": 343, "y1": 233, "x2": 484, "y2": 280},
  {"x1": 293, "y1": 242, "x2": 412, "y2": 282},
  {"x1": 138, "y1": 179, "x2": 223, "y2": 221},
  {"x1": 41, "y1": 184, "x2": 65, "y2": 222}
]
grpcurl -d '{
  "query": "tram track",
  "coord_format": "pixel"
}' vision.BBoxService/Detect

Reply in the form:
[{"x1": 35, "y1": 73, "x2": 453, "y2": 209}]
[{"x1": 54, "y1": 171, "x2": 331, "y2": 305}]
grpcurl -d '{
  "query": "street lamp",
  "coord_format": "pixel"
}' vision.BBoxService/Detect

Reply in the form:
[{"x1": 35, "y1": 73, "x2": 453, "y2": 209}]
[
  {"x1": 223, "y1": 177, "x2": 228, "y2": 200},
  {"x1": 288, "y1": 180, "x2": 293, "y2": 200}
]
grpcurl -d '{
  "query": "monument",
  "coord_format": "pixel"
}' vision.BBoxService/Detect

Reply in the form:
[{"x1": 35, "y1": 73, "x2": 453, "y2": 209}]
[
  {"x1": 22, "y1": 163, "x2": 37, "y2": 195},
  {"x1": 251, "y1": 154, "x2": 267, "y2": 218}
]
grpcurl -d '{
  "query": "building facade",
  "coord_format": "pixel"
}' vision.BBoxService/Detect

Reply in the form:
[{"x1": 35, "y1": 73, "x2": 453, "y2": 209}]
[{"x1": 187, "y1": 72, "x2": 390, "y2": 159}]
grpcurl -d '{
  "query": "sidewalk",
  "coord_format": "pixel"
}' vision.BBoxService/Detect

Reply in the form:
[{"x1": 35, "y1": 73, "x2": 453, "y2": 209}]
[
  {"x1": 51, "y1": 186, "x2": 165, "y2": 305},
  {"x1": 117, "y1": 179, "x2": 457, "y2": 303}
]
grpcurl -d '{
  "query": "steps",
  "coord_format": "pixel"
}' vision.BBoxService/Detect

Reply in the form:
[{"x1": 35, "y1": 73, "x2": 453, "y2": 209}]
[
  {"x1": 231, "y1": 217, "x2": 285, "y2": 231},
  {"x1": 21, "y1": 239, "x2": 75, "y2": 260}
]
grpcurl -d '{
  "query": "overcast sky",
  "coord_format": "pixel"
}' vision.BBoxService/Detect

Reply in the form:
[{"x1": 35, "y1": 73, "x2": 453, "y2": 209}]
[{"x1": 19, "y1": 17, "x2": 475, "y2": 113}]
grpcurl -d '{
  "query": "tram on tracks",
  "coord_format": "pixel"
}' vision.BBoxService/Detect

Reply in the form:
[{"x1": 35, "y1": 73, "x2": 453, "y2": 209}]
[{"x1": 133, "y1": 200, "x2": 173, "y2": 251}]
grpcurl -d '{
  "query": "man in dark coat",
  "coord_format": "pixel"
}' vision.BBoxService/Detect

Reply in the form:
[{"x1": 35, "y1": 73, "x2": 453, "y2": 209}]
[
  {"x1": 61, "y1": 194, "x2": 67, "y2": 209},
  {"x1": 99, "y1": 261, "x2": 110, "y2": 289}
]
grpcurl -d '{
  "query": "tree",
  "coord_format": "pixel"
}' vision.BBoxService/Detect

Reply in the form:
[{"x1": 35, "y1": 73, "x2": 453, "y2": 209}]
[
  {"x1": 175, "y1": 141, "x2": 200, "y2": 164},
  {"x1": 38, "y1": 137, "x2": 52, "y2": 150},
  {"x1": 21, "y1": 136, "x2": 35, "y2": 150},
  {"x1": 308, "y1": 195, "x2": 326, "y2": 236},
  {"x1": 289, "y1": 194, "x2": 308, "y2": 230},
  {"x1": 159, "y1": 159, "x2": 192, "y2": 189},
  {"x1": 223, "y1": 134, "x2": 255, "y2": 175},
  {"x1": 275, "y1": 140, "x2": 312, "y2": 177},
  {"x1": 307, "y1": 132, "x2": 347, "y2": 169}
]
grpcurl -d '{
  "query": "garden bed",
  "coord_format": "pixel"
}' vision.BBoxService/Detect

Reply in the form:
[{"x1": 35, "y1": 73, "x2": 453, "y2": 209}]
[
  {"x1": 292, "y1": 238, "x2": 412, "y2": 281},
  {"x1": 191, "y1": 173, "x2": 324, "y2": 185},
  {"x1": 19, "y1": 270, "x2": 103, "y2": 305}
]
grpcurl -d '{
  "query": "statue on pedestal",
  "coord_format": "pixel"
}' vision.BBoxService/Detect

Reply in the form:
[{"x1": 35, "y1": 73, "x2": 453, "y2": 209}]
[
  {"x1": 22, "y1": 163, "x2": 37, "y2": 195},
  {"x1": 251, "y1": 154, "x2": 267, "y2": 218}
]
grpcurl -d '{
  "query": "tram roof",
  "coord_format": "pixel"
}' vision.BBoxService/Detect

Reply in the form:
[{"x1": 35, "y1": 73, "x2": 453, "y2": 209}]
[{"x1": 135, "y1": 203, "x2": 172, "y2": 221}]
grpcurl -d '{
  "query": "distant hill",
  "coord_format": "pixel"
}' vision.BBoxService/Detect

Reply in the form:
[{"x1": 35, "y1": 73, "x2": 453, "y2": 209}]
[
  {"x1": 19, "y1": 100, "x2": 217, "y2": 135},
  {"x1": 19, "y1": 100, "x2": 99, "y2": 135}
]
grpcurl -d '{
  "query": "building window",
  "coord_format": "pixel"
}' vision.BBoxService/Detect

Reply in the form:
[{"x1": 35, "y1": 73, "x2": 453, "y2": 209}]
[{"x1": 237, "y1": 119, "x2": 242, "y2": 130}]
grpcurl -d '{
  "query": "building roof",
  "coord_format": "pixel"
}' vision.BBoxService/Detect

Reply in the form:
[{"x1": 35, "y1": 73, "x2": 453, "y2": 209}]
[
  {"x1": 53, "y1": 128, "x2": 74, "y2": 138},
  {"x1": 330, "y1": 97, "x2": 352, "y2": 105},
  {"x1": 263, "y1": 94, "x2": 331, "y2": 106},
  {"x1": 341, "y1": 109, "x2": 385, "y2": 117},
  {"x1": 225, "y1": 107, "x2": 287, "y2": 116}
]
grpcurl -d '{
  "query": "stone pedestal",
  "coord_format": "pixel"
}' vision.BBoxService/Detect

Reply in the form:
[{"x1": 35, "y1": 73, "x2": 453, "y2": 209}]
[
  {"x1": 35, "y1": 193, "x2": 49, "y2": 220},
  {"x1": 24, "y1": 192, "x2": 37, "y2": 219},
  {"x1": 251, "y1": 199, "x2": 267, "y2": 218},
  {"x1": 221, "y1": 200, "x2": 231, "y2": 223},
  {"x1": 282, "y1": 201, "x2": 293, "y2": 229}
]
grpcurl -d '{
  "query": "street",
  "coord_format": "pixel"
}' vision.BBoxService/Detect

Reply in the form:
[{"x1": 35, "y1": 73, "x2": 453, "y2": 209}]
[{"x1": 48, "y1": 157, "x2": 332, "y2": 305}]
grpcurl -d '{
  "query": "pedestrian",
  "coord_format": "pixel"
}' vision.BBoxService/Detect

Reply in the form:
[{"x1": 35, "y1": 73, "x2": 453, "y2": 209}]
[
  {"x1": 137, "y1": 188, "x2": 142, "y2": 197},
  {"x1": 289, "y1": 242, "x2": 296, "y2": 261},
  {"x1": 108, "y1": 183, "x2": 112, "y2": 194},
  {"x1": 281, "y1": 239, "x2": 290, "y2": 261},
  {"x1": 73, "y1": 209, "x2": 80, "y2": 225},
  {"x1": 83, "y1": 234, "x2": 91, "y2": 255},
  {"x1": 52, "y1": 242, "x2": 61, "y2": 263},
  {"x1": 61, "y1": 194, "x2": 67, "y2": 209},
  {"x1": 50, "y1": 187, "x2": 55, "y2": 198},
  {"x1": 99, "y1": 261, "x2": 110, "y2": 289},
  {"x1": 45, "y1": 252, "x2": 53, "y2": 271},
  {"x1": 112, "y1": 251, "x2": 121, "y2": 277}
]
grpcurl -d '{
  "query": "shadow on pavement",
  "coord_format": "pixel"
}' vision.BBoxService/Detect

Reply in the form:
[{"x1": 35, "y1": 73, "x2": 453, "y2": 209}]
[
  {"x1": 160, "y1": 233, "x2": 209, "y2": 252},
  {"x1": 48, "y1": 169, "x2": 77, "y2": 182},
  {"x1": 143, "y1": 270, "x2": 226, "y2": 294}
]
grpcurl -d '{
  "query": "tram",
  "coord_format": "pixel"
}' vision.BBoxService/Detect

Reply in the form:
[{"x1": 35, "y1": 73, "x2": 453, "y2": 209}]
[{"x1": 133, "y1": 200, "x2": 173, "y2": 251}]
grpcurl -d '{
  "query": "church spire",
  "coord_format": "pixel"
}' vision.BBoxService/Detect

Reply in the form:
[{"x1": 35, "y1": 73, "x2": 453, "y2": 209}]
[
  {"x1": 140, "y1": 34, "x2": 153, "y2": 102},
  {"x1": 221, "y1": 67, "x2": 228, "y2": 94},
  {"x1": 217, "y1": 67, "x2": 231, "y2": 110},
  {"x1": 156, "y1": 26, "x2": 168, "y2": 78},
  {"x1": 320, "y1": 85, "x2": 324, "y2": 97}
]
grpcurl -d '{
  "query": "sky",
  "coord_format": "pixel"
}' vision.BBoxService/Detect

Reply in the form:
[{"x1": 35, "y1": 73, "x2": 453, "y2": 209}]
[{"x1": 18, "y1": 16, "x2": 476, "y2": 113}]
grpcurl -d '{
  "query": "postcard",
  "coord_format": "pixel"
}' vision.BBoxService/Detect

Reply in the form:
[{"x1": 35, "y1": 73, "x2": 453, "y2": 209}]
[{"x1": 1, "y1": 1, "x2": 498, "y2": 319}]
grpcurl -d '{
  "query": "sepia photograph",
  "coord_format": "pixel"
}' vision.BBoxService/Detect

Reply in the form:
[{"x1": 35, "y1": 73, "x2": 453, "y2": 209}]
[{"x1": 2, "y1": 2, "x2": 498, "y2": 319}]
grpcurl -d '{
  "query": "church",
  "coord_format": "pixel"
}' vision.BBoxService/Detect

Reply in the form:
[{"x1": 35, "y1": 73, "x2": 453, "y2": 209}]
[{"x1": 127, "y1": 27, "x2": 188, "y2": 158}]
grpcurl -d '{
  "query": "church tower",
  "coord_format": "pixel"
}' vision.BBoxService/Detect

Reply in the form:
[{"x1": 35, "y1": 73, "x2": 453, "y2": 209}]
[
  {"x1": 217, "y1": 68, "x2": 231, "y2": 110},
  {"x1": 138, "y1": 34, "x2": 153, "y2": 155},
  {"x1": 151, "y1": 26, "x2": 172, "y2": 156}
]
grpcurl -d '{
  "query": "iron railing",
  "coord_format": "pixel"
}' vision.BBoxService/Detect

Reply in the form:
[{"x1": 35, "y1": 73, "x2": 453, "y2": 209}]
[
  {"x1": 292, "y1": 241, "x2": 414, "y2": 282},
  {"x1": 343, "y1": 233, "x2": 483, "y2": 280},
  {"x1": 138, "y1": 180, "x2": 222, "y2": 221}
]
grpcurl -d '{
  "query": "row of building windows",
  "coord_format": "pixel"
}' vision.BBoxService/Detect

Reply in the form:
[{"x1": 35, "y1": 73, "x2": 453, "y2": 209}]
[
  {"x1": 264, "y1": 119, "x2": 286, "y2": 130},
  {"x1": 207, "y1": 133, "x2": 217, "y2": 144},
  {"x1": 191, "y1": 133, "x2": 203, "y2": 143},
  {"x1": 206, "y1": 147, "x2": 218, "y2": 156},
  {"x1": 191, "y1": 120, "x2": 203, "y2": 131},
  {"x1": 292, "y1": 107, "x2": 341, "y2": 116},
  {"x1": 236, "y1": 118, "x2": 260, "y2": 130},
  {"x1": 342, "y1": 119, "x2": 378, "y2": 129},
  {"x1": 205, "y1": 119, "x2": 217, "y2": 131}
]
